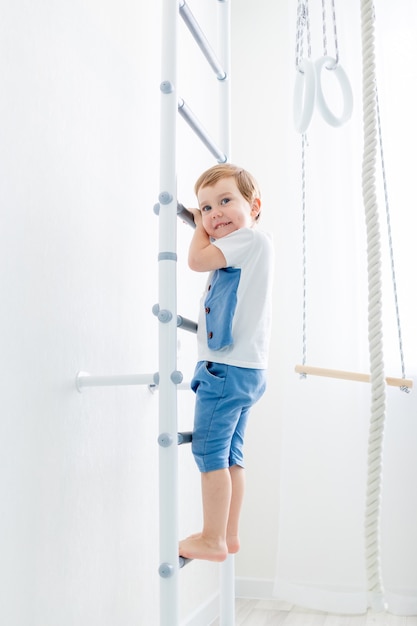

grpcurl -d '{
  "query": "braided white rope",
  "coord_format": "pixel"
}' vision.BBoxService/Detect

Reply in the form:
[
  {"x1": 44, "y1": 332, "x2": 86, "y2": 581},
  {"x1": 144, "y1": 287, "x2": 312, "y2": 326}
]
[{"x1": 360, "y1": 0, "x2": 387, "y2": 611}]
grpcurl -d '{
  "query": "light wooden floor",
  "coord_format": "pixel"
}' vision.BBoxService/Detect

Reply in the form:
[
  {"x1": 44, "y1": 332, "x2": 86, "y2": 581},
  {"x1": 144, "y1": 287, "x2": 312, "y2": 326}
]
[{"x1": 210, "y1": 599, "x2": 417, "y2": 626}]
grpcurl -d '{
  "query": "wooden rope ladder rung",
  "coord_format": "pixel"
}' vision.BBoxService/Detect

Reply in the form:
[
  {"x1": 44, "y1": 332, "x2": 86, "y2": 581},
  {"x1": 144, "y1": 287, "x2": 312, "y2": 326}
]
[{"x1": 295, "y1": 364, "x2": 413, "y2": 389}]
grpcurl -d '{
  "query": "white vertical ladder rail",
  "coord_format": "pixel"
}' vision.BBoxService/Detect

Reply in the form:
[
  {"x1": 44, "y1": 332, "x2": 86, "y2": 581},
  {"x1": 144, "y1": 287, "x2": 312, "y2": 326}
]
[{"x1": 158, "y1": 0, "x2": 180, "y2": 624}]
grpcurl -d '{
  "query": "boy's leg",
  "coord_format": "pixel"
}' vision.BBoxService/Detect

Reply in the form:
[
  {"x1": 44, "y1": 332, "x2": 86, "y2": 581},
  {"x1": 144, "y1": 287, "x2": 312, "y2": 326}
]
[
  {"x1": 179, "y1": 468, "x2": 230, "y2": 562},
  {"x1": 179, "y1": 465, "x2": 245, "y2": 556},
  {"x1": 226, "y1": 403, "x2": 250, "y2": 554},
  {"x1": 226, "y1": 464, "x2": 245, "y2": 554},
  {"x1": 180, "y1": 364, "x2": 265, "y2": 561}
]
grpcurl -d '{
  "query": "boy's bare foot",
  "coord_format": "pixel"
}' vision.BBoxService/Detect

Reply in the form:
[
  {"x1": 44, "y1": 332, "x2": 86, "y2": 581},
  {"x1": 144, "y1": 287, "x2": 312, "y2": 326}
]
[
  {"x1": 179, "y1": 534, "x2": 228, "y2": 562},
  {"x1": 180, "y1": 532, "x2": 240, "y2": 557}
]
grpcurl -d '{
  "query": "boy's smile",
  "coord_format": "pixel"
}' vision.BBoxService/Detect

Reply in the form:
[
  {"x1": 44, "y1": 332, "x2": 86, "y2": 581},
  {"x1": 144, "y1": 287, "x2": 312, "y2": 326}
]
[
  {"x1": 214, "y1": 220, "x2": 232, "y2": 231},
  {"x1": 197, "y1": 176, "x2": 260, "y2": 239}
]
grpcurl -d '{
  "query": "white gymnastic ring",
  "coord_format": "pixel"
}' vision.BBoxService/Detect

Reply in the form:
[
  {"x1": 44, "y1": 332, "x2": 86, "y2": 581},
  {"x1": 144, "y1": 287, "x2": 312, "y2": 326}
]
[
  {"x1": 315, "y1": 56, "x2": 353, "y2": 127},
  {"x1": 293, "y1": 59, "x2": 316, "y2": 134}
]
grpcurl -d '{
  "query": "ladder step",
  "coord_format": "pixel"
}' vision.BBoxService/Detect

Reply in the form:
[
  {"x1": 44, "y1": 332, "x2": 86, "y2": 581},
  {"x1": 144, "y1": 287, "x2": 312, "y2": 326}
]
[
  {"x1": 177, "y1": 315, "x2": 198, "y2": 333},
  {"x1": 179, "y1": 0, "x2": 226, "y2": 80},
  {"x1": 178, "y1": 431, "x2": 193, "y2": 445},
  {"x1": 178, "y1": 98, "x2": 227, "y2": 163},
  {"x1": 177, "y1": 202, "x2": 196, "y2": 228}
]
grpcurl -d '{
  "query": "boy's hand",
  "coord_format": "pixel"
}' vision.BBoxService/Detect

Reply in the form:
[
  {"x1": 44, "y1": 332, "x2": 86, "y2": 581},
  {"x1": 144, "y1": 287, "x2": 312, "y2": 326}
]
[
  {"x1": 188, "y1": 209, "x2": 226, "y2": 272},
  {"x1": 188, "y1": 207, "x2": 203, "y2": 228}
]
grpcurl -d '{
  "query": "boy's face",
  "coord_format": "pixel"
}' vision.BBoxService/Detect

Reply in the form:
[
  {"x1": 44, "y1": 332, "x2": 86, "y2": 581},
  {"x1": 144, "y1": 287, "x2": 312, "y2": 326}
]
[{"x1": 197, "y1": 176, "x2": 261, "y2": 239}]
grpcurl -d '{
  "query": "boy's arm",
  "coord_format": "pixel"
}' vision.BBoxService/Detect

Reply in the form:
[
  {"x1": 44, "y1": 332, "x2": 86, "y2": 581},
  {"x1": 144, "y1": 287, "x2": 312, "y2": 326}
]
[{"x1": 188, "y1": 209, "x2": 226, "y2": 272}]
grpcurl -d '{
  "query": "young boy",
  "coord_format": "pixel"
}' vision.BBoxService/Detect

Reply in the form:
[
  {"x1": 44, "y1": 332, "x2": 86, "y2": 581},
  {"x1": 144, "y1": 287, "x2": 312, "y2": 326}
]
[{"x1": 179, "y1": 163, "x2": 274, "y2": 562}]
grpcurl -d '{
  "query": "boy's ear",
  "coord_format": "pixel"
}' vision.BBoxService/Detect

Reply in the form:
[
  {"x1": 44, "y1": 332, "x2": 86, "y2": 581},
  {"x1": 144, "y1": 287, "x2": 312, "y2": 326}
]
[{"x1": 251, "y1": 197, "x2": 261, "y2": 218}]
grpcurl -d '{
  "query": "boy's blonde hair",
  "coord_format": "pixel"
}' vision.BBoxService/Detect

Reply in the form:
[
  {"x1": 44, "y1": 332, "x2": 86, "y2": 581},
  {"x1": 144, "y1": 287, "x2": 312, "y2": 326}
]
[{"x1": 194, "y1": 163, "x2": 261, "y2": 221}]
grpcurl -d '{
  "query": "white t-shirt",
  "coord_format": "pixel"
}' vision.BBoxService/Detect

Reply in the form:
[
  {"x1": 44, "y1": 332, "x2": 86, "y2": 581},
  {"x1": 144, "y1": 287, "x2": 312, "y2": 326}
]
[{"x1": 196, "y1": 227, "x2": 274, "y2": 369}]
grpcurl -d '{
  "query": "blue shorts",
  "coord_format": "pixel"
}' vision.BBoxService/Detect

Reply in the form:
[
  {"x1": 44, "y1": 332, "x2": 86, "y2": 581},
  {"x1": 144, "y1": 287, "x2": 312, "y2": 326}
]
[{"x1": 190, "y1": 361, "x2": 267, "y2": 473}]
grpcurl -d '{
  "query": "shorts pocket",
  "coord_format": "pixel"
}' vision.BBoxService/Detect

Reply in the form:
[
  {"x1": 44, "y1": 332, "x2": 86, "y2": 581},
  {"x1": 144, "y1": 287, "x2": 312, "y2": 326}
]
[{"x1": 205, "y1": 361, "x2": 227, "y2": 381}]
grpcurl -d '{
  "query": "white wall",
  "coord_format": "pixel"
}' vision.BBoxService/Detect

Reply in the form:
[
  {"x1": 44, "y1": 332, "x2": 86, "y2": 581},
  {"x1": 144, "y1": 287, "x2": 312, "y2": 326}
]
[
  {"x1": 231, "y1": 0, "x2": 417, "y2": 615},
  {"x1": 0, "y1": 1, "x2": 221, "y2": 624}
]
